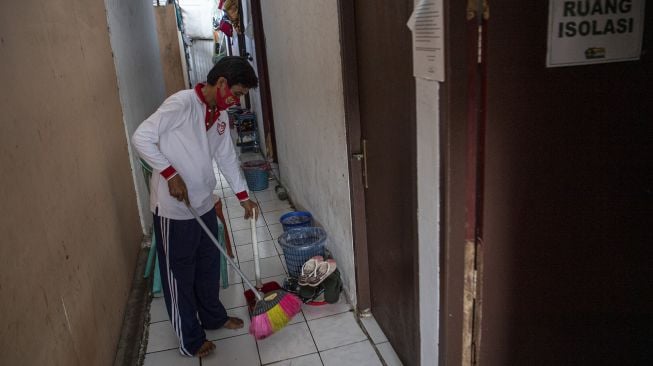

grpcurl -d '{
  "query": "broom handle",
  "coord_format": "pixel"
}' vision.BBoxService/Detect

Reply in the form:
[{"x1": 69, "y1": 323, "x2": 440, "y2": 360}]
[
  {"x1": 186, "y1": 203, "x2": 263, "y2": 301},
  {"x1": 251, "y1": 207, "x2": 263, "y2": 289}
]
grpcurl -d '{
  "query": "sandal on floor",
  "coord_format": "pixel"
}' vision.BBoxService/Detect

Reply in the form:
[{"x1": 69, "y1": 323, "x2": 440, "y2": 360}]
[
  {"x1": 307, "y1": 259, "x2": 337, "y2": 287},
  {"x1": 298, "y1": 256, "x2": 323, "y2": 286}
]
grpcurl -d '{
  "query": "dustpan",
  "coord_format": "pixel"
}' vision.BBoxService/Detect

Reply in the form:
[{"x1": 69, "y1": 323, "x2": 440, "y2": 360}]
[{"x1": 244, "y1": 208, "x2": 281, "y2": 312}]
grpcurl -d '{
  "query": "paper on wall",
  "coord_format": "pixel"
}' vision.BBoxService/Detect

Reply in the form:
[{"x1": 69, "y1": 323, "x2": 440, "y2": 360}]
[{"x1": 407, "y1": 0, "x2": 444, "y2": 81}]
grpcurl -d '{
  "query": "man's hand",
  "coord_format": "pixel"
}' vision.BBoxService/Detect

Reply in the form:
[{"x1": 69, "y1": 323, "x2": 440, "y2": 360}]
[
  {"x1": 168, "y1": 175, "x2": 189, "y2": 204},
  {"x1": 240, "y1": 199, "x2": 259, "y2": 220}
]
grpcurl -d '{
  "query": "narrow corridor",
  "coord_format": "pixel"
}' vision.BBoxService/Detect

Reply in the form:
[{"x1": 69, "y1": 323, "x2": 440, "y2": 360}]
[{"x1": 141, "y1": 154, "x2": 402, "y2": 366}]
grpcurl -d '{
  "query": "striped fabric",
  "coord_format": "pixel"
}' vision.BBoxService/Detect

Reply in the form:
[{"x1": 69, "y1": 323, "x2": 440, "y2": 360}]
[{"x1": 159, "y1": 216, "x2": 193, "y2": 356}]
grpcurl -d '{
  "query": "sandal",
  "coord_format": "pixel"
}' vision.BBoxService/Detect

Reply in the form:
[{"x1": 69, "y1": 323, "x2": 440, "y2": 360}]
[
  {"x1": 298, "y1": 256, "x2": 323, "y2": 286},
  {"x1": 307, "y1": 259, "x2": 337, "y2": 287}
]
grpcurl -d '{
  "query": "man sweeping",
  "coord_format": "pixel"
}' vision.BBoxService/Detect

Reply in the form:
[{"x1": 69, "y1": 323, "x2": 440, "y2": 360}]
[{"x1": 132, "y1": 56, "x2": 259, "y2": 358}]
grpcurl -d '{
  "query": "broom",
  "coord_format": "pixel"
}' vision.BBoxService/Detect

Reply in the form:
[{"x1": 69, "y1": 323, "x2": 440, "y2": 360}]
[{"x1": 186, "y1": 203, "x2": 301, "y2": 339}]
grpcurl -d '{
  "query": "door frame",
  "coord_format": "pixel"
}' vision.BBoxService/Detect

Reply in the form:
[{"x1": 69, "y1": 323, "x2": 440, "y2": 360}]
[
  {"x1": 249, "y1": 0, "x2": 278, "y2": 161},
  {"x1": 336, "y1": 0, "x2": 371, "y2": 312},
  {"x1": 439, "y1": 0, "x2": 475, "y2": 364}
]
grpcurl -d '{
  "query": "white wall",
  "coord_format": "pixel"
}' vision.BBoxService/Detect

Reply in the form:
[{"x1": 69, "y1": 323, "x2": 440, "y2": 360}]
[
  {"x1": 260, "y1": 0, "x2": 356, "y2": 303},
  {"x1": 416, "y1": 79, "x2": 440, "y2": 363},
  {"x1": 104, "y1": 0, "x2": 167, "y2": 234}
]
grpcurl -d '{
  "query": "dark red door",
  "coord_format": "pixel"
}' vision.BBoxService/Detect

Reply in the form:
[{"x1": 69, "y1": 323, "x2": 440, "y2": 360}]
[
  {"x1": 476, "y1": 2, "x2": 653, "y2": 365},
  {"x1": 352, "y1": 1, "x2": 420, "y2": 365}
]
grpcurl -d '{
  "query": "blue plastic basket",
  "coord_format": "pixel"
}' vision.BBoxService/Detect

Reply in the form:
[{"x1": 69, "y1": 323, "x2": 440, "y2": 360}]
[
  {"x1": 242, "y1": 160, "x2": 269, "y2": 191},
  {"x1": 280, "y1": 211, "x2": 313, "y2": 231},
  {"x1": 279, "y1": 227, "x2": 327, "y2": 279}
]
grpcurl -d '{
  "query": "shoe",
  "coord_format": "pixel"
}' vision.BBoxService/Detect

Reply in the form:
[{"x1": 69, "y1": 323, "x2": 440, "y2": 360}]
[
  {"x1": 307, "y1": 259, "x2": 337, "y2": 287},
  {"x1": 298, "y1": 284, "x2": 317, "y2": 301},
  {"x1": 298, "y1": 256, "x2": 323, "y2": 286},
  {"x1": 322, "y1": 268, "x2": 342, "y2": 304}
]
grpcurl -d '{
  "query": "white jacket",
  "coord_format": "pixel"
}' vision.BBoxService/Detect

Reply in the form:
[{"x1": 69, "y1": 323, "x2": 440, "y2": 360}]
[{"x1": 132, "y1": 89, "x2": 248, "y2": 220}]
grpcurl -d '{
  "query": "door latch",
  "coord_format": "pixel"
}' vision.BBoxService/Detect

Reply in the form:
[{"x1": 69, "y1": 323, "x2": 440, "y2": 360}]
[{"x1": 351, "y1": 140, "x2": 368, "y2": 189}]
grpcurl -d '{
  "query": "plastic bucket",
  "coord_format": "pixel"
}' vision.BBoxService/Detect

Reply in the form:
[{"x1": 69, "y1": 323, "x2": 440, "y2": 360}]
[
  {"x1": 280, "y1": 211, "x2": 313, "y2": 232},
  {"x1": 279, "y1": 227, "x2": 327, "y2": 279},
  {"x1": 242, "y1": 160, "x2": 269, "y2": 191}
]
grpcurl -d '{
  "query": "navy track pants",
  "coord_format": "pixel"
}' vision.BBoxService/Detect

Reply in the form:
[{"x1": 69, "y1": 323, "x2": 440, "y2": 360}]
[{"x1": 153, "y1": 208, "x2": 228, "y2": 356}]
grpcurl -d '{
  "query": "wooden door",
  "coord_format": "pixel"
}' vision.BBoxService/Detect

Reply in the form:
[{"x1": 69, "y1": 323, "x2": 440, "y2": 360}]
[
  {"x1": 474, "y1": 2, "x2": 653, "y2": 365},
  {"x1": 347, "y1": 1, "x2": 420, "y2": 364}
]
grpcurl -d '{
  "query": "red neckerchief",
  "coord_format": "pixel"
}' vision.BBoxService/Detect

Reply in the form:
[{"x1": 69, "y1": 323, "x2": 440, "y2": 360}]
[{"x1": 194, "y1": 83, "x2": 220, "y2": 131}]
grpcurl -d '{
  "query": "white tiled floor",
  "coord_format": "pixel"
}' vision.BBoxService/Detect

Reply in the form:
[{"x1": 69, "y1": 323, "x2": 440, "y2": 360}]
[{"x1": 142, "y1": 158, "x2": 402, "y2": 365}]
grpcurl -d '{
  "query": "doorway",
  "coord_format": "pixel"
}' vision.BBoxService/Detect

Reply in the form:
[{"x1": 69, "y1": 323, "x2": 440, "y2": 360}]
[{"x1": 340, "y1": 0, "x2": 421, "y2": 365}]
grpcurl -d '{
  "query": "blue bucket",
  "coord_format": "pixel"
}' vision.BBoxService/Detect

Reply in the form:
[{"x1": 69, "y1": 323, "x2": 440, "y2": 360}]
[
  {"x1": 242, "y1": 160, "x2": 269, "y2": 191},
  {"x1": 280, "y1": 211, "x2": 313, "y2": 232},
  {"x1": 279, "y1": 227, "x2": 327, "y2": 279}
]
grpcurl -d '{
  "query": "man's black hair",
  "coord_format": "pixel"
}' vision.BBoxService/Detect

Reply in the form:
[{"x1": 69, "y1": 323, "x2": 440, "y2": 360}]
[{"x1": 206, "y1": 56, "x2": 259, "y2": 88}]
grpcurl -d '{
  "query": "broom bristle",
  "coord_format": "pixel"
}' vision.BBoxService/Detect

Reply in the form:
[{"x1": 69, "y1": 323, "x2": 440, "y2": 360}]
[
  {"x1": 250, "y1": 312, "x2": 272, "y2": 339},
  {"x1": 278, "y1": 292, "x2": 302, "y2": 316},
  {"x1": 249, "y1": 293, "x2": 302, "y2": 340}
]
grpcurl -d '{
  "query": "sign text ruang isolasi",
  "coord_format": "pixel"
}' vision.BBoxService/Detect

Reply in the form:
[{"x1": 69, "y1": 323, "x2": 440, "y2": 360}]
[
  {"x1": 546, "y1": 0, "x2": 645, "y2": 67},
  {"x1": 557, "y1": 0, "x2": 635, "y2": 38}
]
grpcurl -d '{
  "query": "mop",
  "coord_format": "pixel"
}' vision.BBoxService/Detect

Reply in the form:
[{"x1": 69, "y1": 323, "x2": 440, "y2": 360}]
[{"x1": 186, "y1": 204, "x2": 301, "y2": 339}]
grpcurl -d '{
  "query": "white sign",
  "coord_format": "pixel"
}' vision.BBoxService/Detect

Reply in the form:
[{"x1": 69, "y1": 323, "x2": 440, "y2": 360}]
[
  {"x1": 546, "y1": 0, "x2": 645, "y2": 67},
  {"x1": 407, "y1": 0, "x2": 444, "y2": 81}
]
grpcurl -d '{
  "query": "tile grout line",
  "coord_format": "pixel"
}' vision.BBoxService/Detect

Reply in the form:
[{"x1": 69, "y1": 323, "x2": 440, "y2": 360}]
[
  {"x1": 354, "y1": 314, "x2": 390, "y2": 366},
  {"x1": 206, "y1": 331, "x2": 256, "y2": 344},
  {"x1": 319, "y1": 338, "x2": 375, "y2": 355},
  {"x1": 148, "y1": 319, "x2": 168, "y2": 325},
  {"x1": 259, "y1": 352, "x2": 321, "y2": 366},
  {"x1": 145, "y1": 346, "x2": 180, "y2": 355},
  {"x1": 303, "y1": 308, "x2": 352, "y2": 322},
  {"x1": 303, "y1": 310, "x2": 327, "y2": 366}
]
